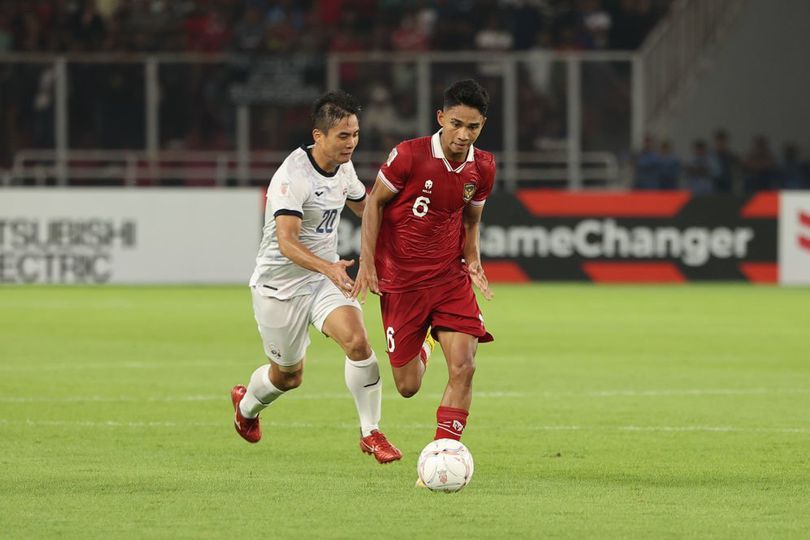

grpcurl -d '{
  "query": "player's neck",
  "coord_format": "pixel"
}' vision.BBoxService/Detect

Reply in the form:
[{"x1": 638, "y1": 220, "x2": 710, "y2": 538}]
[{"x1": 310, "y1": 145, "x2": 339, "y2": 174}]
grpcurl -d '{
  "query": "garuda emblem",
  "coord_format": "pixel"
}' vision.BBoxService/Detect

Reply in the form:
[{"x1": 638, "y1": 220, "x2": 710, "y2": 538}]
[{"x1": 462, "y1": 183, "x2": 476, "y2": 202}]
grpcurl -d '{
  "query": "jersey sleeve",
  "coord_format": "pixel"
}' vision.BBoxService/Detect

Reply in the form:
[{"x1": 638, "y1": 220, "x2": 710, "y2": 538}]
[
  {"x1": 346, "y1": 162, "x2": 367, "y2": 202},
  {"x1": 471, "y1": 154, "x2": 496, "y2": 206},
  {"x1": 377, "y1": 142, "x2": 412, "y2": 193},
  {"x1": 268, "y1": 169, "x2": 309, "y2": 218}
]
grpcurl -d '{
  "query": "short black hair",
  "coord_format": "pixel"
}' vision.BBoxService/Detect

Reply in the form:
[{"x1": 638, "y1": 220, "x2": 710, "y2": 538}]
[
  {"x1": 443, "y1": 79, "x2": 489, "y2": 116},
  {"x1": 312, "y1": 90, "x2": 361, "y2": 133}
]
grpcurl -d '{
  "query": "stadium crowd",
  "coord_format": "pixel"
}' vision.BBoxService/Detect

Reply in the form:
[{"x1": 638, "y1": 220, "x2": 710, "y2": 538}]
[
  {"x1": 2, "y1": 1, "x2": 807, "y2": 192},
  {"x1": 633, "y1": 131, "x2": 810, "y2": 194},
  {"x1": 0, "y1": 0, "x2": 671, "y2": 54}
]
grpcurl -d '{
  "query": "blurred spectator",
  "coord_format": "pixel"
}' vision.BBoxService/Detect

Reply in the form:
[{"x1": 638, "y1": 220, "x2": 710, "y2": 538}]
[
  {"x1": 780, "y1": 143, "x2": 810, "y2": 190},
  {"x1": 658, "y1": 140, "x2": 680, "y2": 189},
  {"x1": 232, "y1": 4, "x2": 266, "y2": 52},
  {"x1": 475, "y1": 13, "x2": 514, "y2": 51},
  {"x1": 610, "y1": 0, "x2": 658, "y2": 50},
  {"x1": 329, "y1": 15, "x2": 364, "y2": 83},
  {"x1": 391, "y1": 11, "x2": 430, "y2": 51},
  {"x1": 743, "y1": 135, "x2": 778, "y2": 192},
  {"x1": 580, "y1": 0, "x2": 612, "y2": 50},
  {"x1": 509, "y1": 0, "x2": 545, "y2": 50},
  {"x1": 70, "y1": 0, "x2": 106, "y2": 51},
  {"x1": 1, "y1": 0, "x2": 674, "y2": 54},
  {"x1": 554, "y1": 24, "x2": 587, "y2": 51},
  {"x1": 431, "y1": 1, "x2": 475, "y2": 50},
  {"x1": 185, "y1": 8, "x2": 232, "y2": 52},
  {"x1": 633, "y1": 134, "x2": 662, "y2": 189},
  {"x1": 0, "y1": 7, "x2": 14, "y2": 52},
  {"x1": 684, "y1": 139, "x2": 717, "y2": 195},
  {"x1": 362, "y1": 85, "x2": 400, "y2": 151},
  {"x1": 32, "y1": 66, "x2": 55, "y2": 148},
  {"x1": 710, "y1": 129, "x2": 740, "y2": 194}
]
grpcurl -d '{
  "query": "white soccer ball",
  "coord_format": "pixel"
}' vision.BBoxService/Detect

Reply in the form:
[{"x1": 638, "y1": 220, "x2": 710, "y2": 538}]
[{"x1": 417, "y1": 439, "x2": 474, "y2": 492}]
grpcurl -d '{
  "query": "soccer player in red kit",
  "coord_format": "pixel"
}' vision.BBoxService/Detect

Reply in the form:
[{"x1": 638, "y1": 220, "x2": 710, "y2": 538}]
[{"x1": 352, "y1": 79, "x2": 495, "y2": 447}]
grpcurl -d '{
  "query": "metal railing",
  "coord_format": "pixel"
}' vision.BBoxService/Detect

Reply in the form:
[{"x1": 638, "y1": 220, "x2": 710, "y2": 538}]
[
  {"x1": 0, "y1": 50, "x2": 637, "y2": 190},
  {"x1": 5, "y1": 149, "x2": 619, "y2": 189},
  {"x1": 327, "y1": 50, "x2": 638, "y2": 190},
  {"x1": 640, "y1": 0, "x2": 747, "y2": 132}
]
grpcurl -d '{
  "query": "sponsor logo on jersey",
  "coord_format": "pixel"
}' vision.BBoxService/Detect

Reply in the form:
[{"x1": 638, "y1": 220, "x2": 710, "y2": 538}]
[
  {"x1": 463, "y1": 183, "x2": 476, "y2": 202},
  {"x1": 315, "y1": 191, "x2": 324, "y2": 197},
  {"x1": 386, "y1": 147, "x2": 398, "y2": 166}
]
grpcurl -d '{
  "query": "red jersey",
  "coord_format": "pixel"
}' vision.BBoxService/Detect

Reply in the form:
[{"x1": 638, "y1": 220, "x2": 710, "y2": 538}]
[{"x1": 375, "y1": 132, "x2": 496, "y2": 293}]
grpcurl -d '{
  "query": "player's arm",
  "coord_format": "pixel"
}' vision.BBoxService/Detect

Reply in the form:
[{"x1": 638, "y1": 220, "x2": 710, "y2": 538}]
[
  {"x1": 275, "y1": 215, "x2": 355, "y2": 296},
  {"x1": 345, "y1": 197, "x2": 366, "y2": 217},
  {"x1": 462, "y1": 203, "x2": 493, "y2": 300},
  {"x1": 350, "y1": 176, "x2": 397, "y2": 302}
]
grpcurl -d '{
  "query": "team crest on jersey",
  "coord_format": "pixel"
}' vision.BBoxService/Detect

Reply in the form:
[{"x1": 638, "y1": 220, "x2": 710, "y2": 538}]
[
  {"x1": 423, "y1": 179, "x2": 433, "y2": 193},
  {"x1": 462, "y1": 182, "x2": 476, "y2": 202},
  {"x1": 269, "y1": 344, "x2": 282, "y2": 362}
]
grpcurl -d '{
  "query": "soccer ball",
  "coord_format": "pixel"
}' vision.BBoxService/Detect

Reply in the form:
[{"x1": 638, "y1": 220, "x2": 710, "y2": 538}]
[{"x1": 417, "y1": 439, "x2": 474, "y2": 492}]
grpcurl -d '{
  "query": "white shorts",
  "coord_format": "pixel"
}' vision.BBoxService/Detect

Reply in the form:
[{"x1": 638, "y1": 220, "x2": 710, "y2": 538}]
[{"x1": 251, "y1": 277, "x2": 361, "y2": 368}]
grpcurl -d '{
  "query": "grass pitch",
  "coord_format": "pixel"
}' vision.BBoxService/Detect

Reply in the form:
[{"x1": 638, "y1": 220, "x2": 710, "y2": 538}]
[{"x1": 1, "y1": 284, "x2": 809, "y2": 539}]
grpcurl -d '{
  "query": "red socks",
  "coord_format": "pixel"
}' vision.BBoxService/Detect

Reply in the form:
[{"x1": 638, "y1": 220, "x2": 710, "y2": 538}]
[{"x1": 435, "y1": 406, "x2": 468, "y2": 441}]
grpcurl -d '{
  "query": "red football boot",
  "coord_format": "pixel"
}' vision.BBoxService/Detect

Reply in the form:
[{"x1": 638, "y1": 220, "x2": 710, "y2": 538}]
[
  {"x1": 231, "y1": 385, "x2": 261, "y2": 443},
  {"x1": 360, "y1": 431, "x2": 403, "y2": 464}
]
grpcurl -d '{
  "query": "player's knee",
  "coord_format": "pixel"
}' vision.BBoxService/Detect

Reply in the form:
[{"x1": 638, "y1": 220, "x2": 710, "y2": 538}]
[
  {"x1": 449, "y1": 358, "x2": 476, "y2": 384},
  {"x1": 275, "y1": 370, "x2": 303, "y2": 391},
  {"x1": 343, "y1": 334, "x2": 372, "y2": 360},
  {"x1": 395, "y1": 379, "x2": 420, "y2": 398}
]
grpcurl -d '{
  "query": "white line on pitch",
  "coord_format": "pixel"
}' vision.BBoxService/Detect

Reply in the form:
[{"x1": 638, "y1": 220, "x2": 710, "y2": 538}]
[
  {"x1": 0, "y1": 361, "x2": 227, "y2": 371},
  {"x1": 0, "y1": 418, "x2": 807, "y2": 434},
  {"x1": 1, "y1": 388, "x2": 809, "y2": 404}
]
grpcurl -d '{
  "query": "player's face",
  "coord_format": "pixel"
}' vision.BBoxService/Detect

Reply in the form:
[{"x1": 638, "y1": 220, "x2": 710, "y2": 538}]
[
  {"x1": 313, "y1": 115, "x2": 360, "y2": 171},
  {"x1": 437, "y1": 105, "x2": 486, "y2": 160}
]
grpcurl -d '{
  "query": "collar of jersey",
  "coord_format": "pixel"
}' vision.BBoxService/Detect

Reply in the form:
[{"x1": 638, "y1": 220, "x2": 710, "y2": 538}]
[
  {"x1": 431, "y1": 131, "x2": 475, "y2": 173},
  {"x1": 301, "y1": 144, "x2": 340, "y2": 178}
]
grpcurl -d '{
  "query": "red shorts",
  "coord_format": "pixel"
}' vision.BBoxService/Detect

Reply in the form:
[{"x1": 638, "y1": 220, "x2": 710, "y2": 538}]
[{"x1": 379, "y1": 276, "x2": 493, "y2": 367}]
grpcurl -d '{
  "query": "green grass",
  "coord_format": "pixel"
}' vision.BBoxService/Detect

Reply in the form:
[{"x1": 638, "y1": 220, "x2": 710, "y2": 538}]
[{"x1": 1, "y1": 284, "x2": 809, "y2": 539}]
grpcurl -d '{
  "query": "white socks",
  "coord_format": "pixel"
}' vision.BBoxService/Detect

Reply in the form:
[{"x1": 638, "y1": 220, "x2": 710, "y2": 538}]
[
  {"x1": 344, "y1": 352, "x2": 381, "y2": 437},
  {"x1": 240, "y1": 364, "x2": 285, "y2": 419},
  {"x1": 240, "y1": 354, "x2": 381, "y2": 435}
]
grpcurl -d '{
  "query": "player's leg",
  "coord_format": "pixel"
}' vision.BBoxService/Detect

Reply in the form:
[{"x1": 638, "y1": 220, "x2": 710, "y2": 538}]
[
  {"x1": 313, "y1": 281, "x2": 401, "y2": 463},
  {"x1": 381, "y1": 290, "x2": 433, "y2": 398},
  {"x1": 231, "y1": 289, "x2": 310, "y2": 443},
  {"x1": 428, "y1": 279, "x2": 494, "y2": 442},
  {"x1": 433, "y1": 330, "x2": 478, "y2": 440}
]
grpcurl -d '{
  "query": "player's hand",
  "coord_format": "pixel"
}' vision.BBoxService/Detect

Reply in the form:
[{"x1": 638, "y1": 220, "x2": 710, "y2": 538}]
[
  {"x1": 467, "y1": 261, "x2": 493, "y2": 300},
  {"x1": 326, "y1": 259, "x2": 356, "y2": 298},
  {"x1": 351, "y1": 261, "x2": 380, "y2": 304}
]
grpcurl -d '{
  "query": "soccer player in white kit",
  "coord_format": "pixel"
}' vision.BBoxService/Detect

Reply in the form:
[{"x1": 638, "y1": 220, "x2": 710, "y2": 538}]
[{"x1": 231, "y1": 91, "x2": 403, "y2": 463}]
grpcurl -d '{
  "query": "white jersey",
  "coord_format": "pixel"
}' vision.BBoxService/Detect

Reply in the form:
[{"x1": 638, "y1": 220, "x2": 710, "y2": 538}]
[{"x1": 249, "y1": 145, "x2": 366, "y2": 300}]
